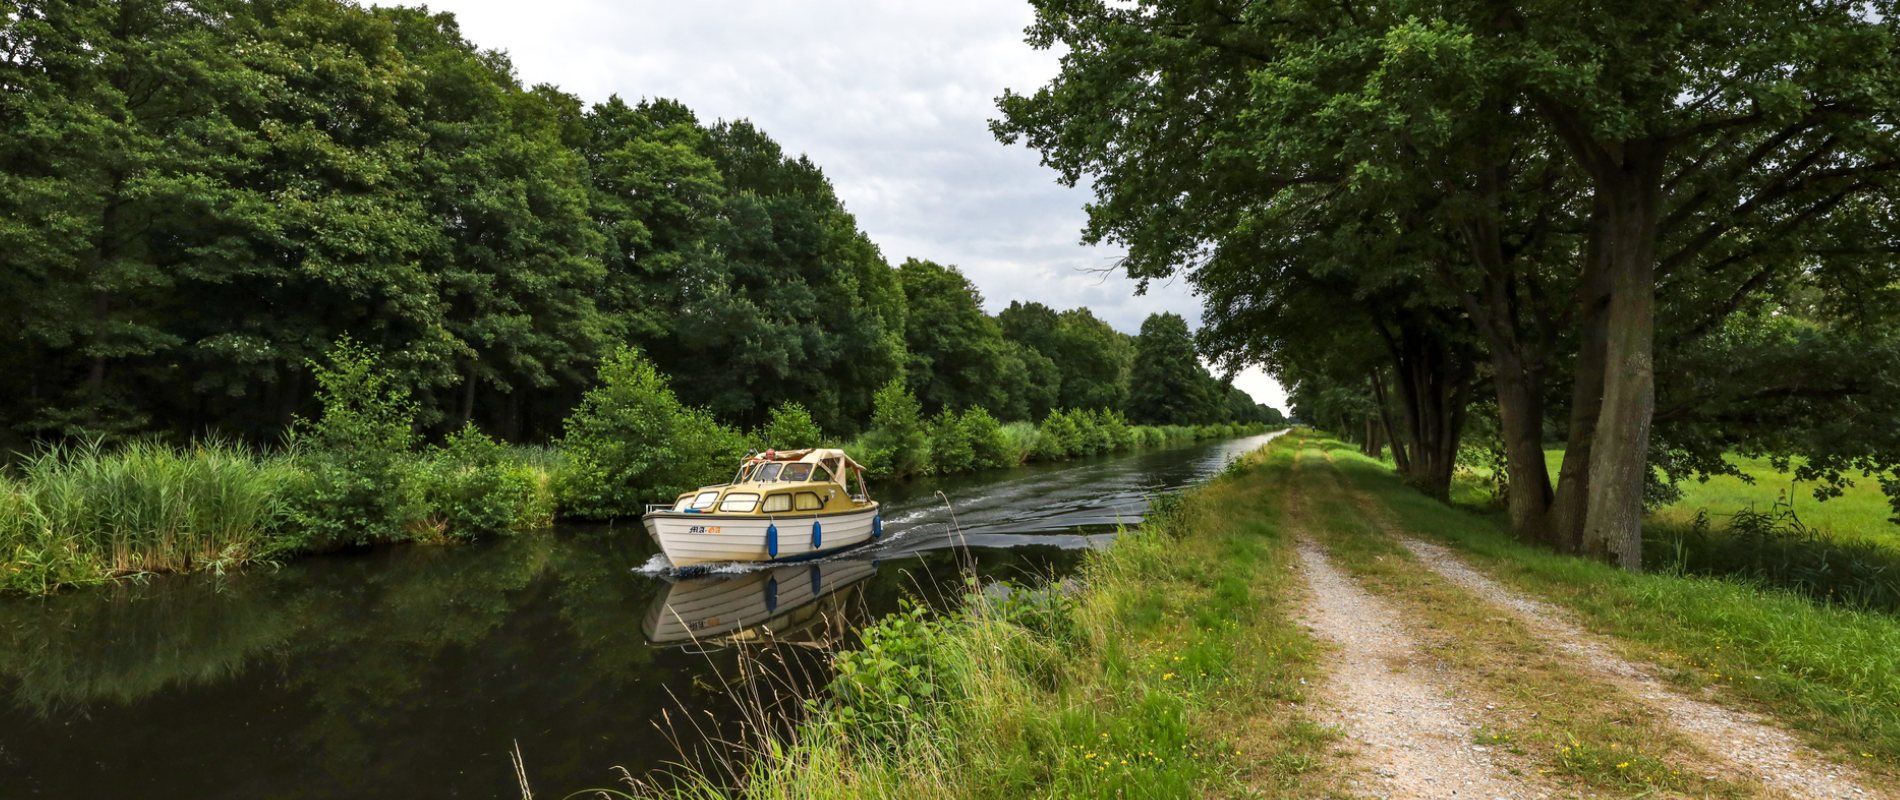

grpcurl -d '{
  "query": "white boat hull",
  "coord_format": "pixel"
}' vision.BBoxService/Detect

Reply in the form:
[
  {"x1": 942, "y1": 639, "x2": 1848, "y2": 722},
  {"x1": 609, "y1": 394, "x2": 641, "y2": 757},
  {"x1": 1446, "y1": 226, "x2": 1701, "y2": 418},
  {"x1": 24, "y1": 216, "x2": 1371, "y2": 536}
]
[{"x1": 640, "y1": 503, "x2": 881, "y2": 568}]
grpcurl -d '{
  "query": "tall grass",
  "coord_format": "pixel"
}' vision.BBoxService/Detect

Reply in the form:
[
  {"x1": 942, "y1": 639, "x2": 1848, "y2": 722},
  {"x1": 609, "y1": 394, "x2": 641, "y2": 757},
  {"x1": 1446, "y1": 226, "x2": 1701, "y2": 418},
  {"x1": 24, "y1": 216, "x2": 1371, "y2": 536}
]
[
  {"x1": 611, "y1": 435, "x2": 1336, "y2": 799},
  {"x1": 1, "y1": 437, "x2": 559, "y2": 594},
  {"x1": 1, "y1": 439, "x2": 291, "y2": 592}
]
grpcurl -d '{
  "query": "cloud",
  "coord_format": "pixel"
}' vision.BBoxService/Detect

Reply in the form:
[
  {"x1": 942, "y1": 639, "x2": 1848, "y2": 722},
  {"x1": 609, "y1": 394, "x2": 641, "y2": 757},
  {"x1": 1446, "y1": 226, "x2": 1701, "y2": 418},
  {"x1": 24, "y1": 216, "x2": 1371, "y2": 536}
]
[{"x1": 408, "y1": 0, "x2": 1285, "y2": 410}]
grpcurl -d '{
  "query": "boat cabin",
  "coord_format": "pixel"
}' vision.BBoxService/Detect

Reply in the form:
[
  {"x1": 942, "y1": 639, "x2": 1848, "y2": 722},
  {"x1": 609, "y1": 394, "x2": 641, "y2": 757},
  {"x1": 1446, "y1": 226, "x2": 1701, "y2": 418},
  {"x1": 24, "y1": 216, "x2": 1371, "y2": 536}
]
[{"x1": 665, "y1": 448, "x2": 871, "y2": 516}]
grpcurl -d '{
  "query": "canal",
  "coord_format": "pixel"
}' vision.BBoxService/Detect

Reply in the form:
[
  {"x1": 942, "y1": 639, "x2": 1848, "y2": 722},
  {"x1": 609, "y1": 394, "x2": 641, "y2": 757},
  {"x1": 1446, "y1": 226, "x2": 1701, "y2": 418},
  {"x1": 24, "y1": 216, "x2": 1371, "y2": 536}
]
[{"x1": 0, "y1": 432, "x2": 1280, "y2": 799}]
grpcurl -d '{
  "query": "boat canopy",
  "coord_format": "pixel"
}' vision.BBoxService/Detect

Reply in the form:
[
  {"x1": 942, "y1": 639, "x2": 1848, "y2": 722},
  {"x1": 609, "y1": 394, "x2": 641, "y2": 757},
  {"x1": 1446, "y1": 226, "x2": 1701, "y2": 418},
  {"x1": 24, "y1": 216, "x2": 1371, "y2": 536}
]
[
  {"x1": 742, "y1": 448, "x2": 865, "y2": 470},
  {"x1": 735, "y1": 448, "x2": 872, "y2": 501}
]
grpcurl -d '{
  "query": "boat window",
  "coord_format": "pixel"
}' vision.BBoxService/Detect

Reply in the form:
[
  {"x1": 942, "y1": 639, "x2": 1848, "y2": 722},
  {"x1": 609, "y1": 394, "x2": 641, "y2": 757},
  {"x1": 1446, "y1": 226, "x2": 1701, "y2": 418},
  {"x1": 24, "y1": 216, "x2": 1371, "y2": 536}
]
[
  {"x1": 719, "y1": 493, "x2": 760, "y2": 513},
  {"x1": 690, "y1": 491, "x2": 720, "y2": 510},
  {"x1": 753, "y1": 463, "x2": 783, "y2": 482},
  {"x1": 780, "y1": 463, "x2": 813, "y2": 482},
  {"x1": 672, "y1": 495, "x2": 695, "y2": 512},
  {"x1": 794, "y1": 492, "x2": 824, "y2": 511},
  {"x1": 762, "y1": 493, "x2": 793, "y2": 513}
]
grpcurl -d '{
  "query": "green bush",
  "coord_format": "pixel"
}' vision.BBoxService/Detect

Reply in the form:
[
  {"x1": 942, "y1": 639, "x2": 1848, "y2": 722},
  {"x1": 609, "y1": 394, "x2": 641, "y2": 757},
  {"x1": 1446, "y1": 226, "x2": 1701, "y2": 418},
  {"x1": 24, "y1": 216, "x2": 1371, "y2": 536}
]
[
  {"x1": 763, "y1": 401, "x2": 825, "y2": 449},
  {"x1": 416, "y1": 424, "x2": 553, "y2": 540},
  {"x1": 279, "y1": 338, "x2": 425, "y2": 551},
  {"x1": 556, "y1": 347, "x2": 748, "y2": 518},
  {"x1": 962, "y1": 407, "x2": 1013, "y2": 470},
  {"x1": 1069, "y1": 409, "x2": 1103, "y2": 456},
  {"x1": 822, "y1": 601, "x2": 950, "y2": 745},
  {"x1": 927, "y1": 409, "x2": 975, "y2": 474},
  {"x1": 1034, "y1": 409, "x2": 1081, "y2": 461},
  {"x1": 1099, "y1": 409, "x2": 1135, "y2": 451},
  {"x1": 856, "y1": 378, "x2": 930, "y2": 479}
]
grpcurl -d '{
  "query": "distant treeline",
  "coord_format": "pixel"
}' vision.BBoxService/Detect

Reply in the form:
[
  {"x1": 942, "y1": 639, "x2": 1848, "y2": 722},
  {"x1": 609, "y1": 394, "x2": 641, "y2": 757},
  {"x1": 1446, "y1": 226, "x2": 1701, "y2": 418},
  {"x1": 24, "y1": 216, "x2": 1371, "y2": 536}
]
[{"x1": 0, "y1": 0, "x2": 1278, "y2": 451}]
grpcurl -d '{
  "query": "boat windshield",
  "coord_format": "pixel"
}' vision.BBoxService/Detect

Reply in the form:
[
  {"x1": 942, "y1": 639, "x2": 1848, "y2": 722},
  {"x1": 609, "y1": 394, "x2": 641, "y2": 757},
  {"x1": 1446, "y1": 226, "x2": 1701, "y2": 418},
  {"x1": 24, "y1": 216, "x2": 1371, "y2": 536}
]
[
  {"x1": 690, "y1": 491, "x2": 719, "y2": 510},
  {"x1": 780, "y1": 463, "x2": 813, "y2": 482},
  {"x1": 752, "y1": 463, "x2": 783, "y2": 482},
  {"x1": 719, "y1": 493, "x2": 760, "y2": 513}
]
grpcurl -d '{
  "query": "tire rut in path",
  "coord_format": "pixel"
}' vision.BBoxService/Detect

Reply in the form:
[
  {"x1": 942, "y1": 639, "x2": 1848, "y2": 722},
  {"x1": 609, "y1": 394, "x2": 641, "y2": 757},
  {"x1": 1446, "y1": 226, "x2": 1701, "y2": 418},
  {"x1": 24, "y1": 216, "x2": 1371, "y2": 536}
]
[
  {"x1": 1294, "y1": 532, "x2": 1550, "y2": 800},
  {"x1": 1388, "y1": 534, "x2": 1883, "y2": 800}
]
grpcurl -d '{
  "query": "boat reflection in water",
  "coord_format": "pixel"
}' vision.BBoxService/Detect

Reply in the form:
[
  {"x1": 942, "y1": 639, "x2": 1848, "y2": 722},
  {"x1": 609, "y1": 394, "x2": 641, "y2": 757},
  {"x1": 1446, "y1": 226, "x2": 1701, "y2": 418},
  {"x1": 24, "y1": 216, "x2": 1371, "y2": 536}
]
[{"x1": 643, "y1": 559, "x2": 878, "y2": 648}]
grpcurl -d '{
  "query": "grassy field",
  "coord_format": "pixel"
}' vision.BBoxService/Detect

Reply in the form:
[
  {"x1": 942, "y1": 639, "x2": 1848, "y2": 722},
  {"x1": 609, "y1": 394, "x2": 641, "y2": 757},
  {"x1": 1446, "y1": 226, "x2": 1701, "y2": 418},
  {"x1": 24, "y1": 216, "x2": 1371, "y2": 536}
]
[{"x1": 1642, "y1": 452, "x2": 1899, "y2": 549}]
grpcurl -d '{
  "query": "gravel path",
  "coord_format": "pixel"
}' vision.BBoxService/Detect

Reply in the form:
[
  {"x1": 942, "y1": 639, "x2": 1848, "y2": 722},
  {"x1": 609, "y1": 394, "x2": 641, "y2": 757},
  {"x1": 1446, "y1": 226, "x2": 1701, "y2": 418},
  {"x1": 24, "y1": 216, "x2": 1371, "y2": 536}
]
[
  {"x1": 1294, "y1": 535, "x2": 1551, "y2": 800},
  {"x1": 1397, "y1": 536, "x2": 1883, "y2": 800}
]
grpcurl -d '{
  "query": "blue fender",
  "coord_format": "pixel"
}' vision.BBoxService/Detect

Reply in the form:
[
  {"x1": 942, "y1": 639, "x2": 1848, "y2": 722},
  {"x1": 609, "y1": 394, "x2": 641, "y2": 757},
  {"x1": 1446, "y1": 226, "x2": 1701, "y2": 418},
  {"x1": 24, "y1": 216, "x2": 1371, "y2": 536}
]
[
  {"x1": 766, "y1": 523, "x2": 779, "y2": 558},
  {"x1": 812, "y1": 519, "x2": 823, "y2": 549},
  {"x1": 872, "y1": 515, "x2": 882, "y2": 540},
  {"x1": 764, "y1": 576, "x2": 778, "y2": 614}
]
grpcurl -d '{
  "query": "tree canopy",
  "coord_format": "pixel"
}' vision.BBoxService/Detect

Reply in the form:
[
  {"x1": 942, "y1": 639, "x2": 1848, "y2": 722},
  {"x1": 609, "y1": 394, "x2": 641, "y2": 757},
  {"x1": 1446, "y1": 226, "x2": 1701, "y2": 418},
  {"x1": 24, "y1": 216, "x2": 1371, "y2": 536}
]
[
  {"x1": 0, "y1": 0, "x2": 1283, "y2": 450},
  {"x1": 995, "y1": 0, "x2": 1900, "y2": 564}
]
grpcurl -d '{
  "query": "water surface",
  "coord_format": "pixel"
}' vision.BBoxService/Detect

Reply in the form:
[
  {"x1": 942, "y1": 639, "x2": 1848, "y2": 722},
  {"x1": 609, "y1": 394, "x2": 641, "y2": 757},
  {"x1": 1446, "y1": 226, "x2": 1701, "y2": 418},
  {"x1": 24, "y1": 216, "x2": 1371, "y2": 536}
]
[{"x1": 0, "y1": 433, "x2": 1278, "y2": 798}]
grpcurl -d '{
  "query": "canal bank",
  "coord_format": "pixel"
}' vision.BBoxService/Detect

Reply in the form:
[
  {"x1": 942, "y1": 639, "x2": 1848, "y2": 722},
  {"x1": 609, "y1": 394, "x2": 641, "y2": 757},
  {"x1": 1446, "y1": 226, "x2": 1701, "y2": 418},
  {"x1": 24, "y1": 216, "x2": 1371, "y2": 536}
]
[{"x1": 0, "y1": 432, "x2": 1281, "y2": 799}]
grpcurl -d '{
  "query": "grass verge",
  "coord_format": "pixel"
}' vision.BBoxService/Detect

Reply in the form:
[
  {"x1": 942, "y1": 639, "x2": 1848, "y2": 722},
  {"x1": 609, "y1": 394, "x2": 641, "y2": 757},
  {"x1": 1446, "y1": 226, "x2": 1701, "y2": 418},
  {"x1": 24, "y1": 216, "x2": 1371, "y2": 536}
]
[{"x1": 640, "y1": 434, "x2": 1342, "y2": 800}]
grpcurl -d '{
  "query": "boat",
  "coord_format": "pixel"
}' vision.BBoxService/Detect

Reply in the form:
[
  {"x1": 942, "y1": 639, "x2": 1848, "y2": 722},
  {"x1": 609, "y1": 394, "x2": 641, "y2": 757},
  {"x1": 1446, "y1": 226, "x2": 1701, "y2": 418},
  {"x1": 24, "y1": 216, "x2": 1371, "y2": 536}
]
[
  {"x1": 640, "y1": 448, "x2": 883, "y2": 569},
  {"x1": 642, "y1": 559, "x2": 877, "y2": 647}
]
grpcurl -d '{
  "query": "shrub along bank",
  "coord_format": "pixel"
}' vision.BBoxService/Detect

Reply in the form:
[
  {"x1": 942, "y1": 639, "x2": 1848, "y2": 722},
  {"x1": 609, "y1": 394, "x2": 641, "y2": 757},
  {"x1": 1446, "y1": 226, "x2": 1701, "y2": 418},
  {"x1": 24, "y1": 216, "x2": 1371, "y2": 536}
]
[{"x1": 2, "y1": 344, "x2": 1273, "y2": 594}]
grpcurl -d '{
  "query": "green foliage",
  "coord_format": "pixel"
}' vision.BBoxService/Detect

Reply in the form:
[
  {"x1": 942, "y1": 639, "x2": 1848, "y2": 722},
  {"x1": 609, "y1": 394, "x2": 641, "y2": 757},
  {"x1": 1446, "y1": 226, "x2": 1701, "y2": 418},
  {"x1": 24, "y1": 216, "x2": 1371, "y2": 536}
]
[
  {"x1": 1076, "y1": 409, "x2": 1114, "y2": 456},
  {"x1": 555, "y1": 347, "x2": 747, "y2": 518},
  {"x1": 962, "y1": 407, "x2": 1014, "y2": 470},
  {"x1": 762, "y1": 401, "x2": 825, "y2": 449},
  {"x1": 1098, "y1": 409, "x2": 1135, "y2": 451},
  {"x1": 1648, "y1": 501, "x2": 1900, "y2": 614},
  {"x1": 822, "y1": 601, "x2": 949, "y2": 743},
  {"x1": 416, "y1": 425, "x2": 555, "y2": 540},
  {"x1": 998, "y1": 422, "x2": 1042, "y2": 466},
  {"x1": 854, "y1": 378, "x2": 930, "y2": 479},
  {"x1": 1035, "y1": 409, "x2": 1081, "y2": 461},
  {"x1": 280, "y1": 339, "x2": 425, "y2": 550},
  {"x1": 1127, "y1": 313, "x2": 1219, "y2": 426},
  {"x1": 928, "y1": 409, "x2": 976, "y2": 475},
  {"x1": 897, "y1": 258, "x2": 1013, "y2": 415}
]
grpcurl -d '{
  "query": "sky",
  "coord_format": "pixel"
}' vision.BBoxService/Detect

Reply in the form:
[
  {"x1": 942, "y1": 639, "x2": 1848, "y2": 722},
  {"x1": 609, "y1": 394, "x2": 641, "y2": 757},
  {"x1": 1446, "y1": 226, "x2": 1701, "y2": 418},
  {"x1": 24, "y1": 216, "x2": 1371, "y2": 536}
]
[{"x1": 413, "y1": 0, "x2": 1289, "y2": 411}]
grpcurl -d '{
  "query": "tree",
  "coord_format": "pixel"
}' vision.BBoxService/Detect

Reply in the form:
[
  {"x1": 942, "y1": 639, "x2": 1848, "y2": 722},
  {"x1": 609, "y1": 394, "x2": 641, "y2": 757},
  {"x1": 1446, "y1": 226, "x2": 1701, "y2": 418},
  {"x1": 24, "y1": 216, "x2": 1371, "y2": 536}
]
[
  {"x1": 896, "y1": 258, "x2": 1010, "y2": 414},
  {"x1": 994, "y1": 0, "x2": 1900, "y2": 566},
  {"x1": 1126, "y1": 313, "x2": 1215, "y2": 426}
]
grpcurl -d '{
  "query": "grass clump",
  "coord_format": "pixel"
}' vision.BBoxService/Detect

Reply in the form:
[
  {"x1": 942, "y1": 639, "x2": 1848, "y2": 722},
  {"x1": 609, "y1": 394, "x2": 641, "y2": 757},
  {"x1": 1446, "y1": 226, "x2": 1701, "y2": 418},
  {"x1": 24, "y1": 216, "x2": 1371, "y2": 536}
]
[
  {"x1": 1, "y1": 438, "x2": 292, "y2": 592},
  {"x1": 646, "y1": 434, "x2": 1338, "y2": 799}
]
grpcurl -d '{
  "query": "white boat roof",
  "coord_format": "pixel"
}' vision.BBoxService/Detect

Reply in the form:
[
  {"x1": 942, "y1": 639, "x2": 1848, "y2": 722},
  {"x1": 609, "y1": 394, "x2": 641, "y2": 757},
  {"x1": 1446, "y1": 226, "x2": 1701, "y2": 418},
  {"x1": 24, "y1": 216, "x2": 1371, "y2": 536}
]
[{"x1": 744, "y1": 447, "x2": 865, "y2": 471}]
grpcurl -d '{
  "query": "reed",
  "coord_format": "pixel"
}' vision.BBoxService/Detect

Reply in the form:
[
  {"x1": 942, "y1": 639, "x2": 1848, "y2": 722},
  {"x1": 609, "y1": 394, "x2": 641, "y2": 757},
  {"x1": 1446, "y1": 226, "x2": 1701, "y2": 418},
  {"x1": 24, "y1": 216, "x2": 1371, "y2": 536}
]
[{"x1": 1, "y1": 439, "x2": 291, "y2": 592}]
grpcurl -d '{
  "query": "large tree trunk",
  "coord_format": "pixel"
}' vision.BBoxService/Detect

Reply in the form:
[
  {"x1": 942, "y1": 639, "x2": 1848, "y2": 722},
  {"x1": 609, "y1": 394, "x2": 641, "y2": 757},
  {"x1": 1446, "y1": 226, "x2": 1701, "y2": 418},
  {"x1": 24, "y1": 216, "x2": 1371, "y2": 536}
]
[
  {"x1": 1370, "y1": 368, "x2": 1411, "y2": 473},
  {"x1": 1550, "y1": 205, "x2": 1614, "y2": 554},
  {"x1": 1580, "y1": 160, "x2": 1663, "y2": 571},
  {"x1": 1388, "y1": 326, "x2": 1473, "y2": 500},
  {"x1": 1491, "y1": 347, "x2": 1553, "y2": 542}
]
